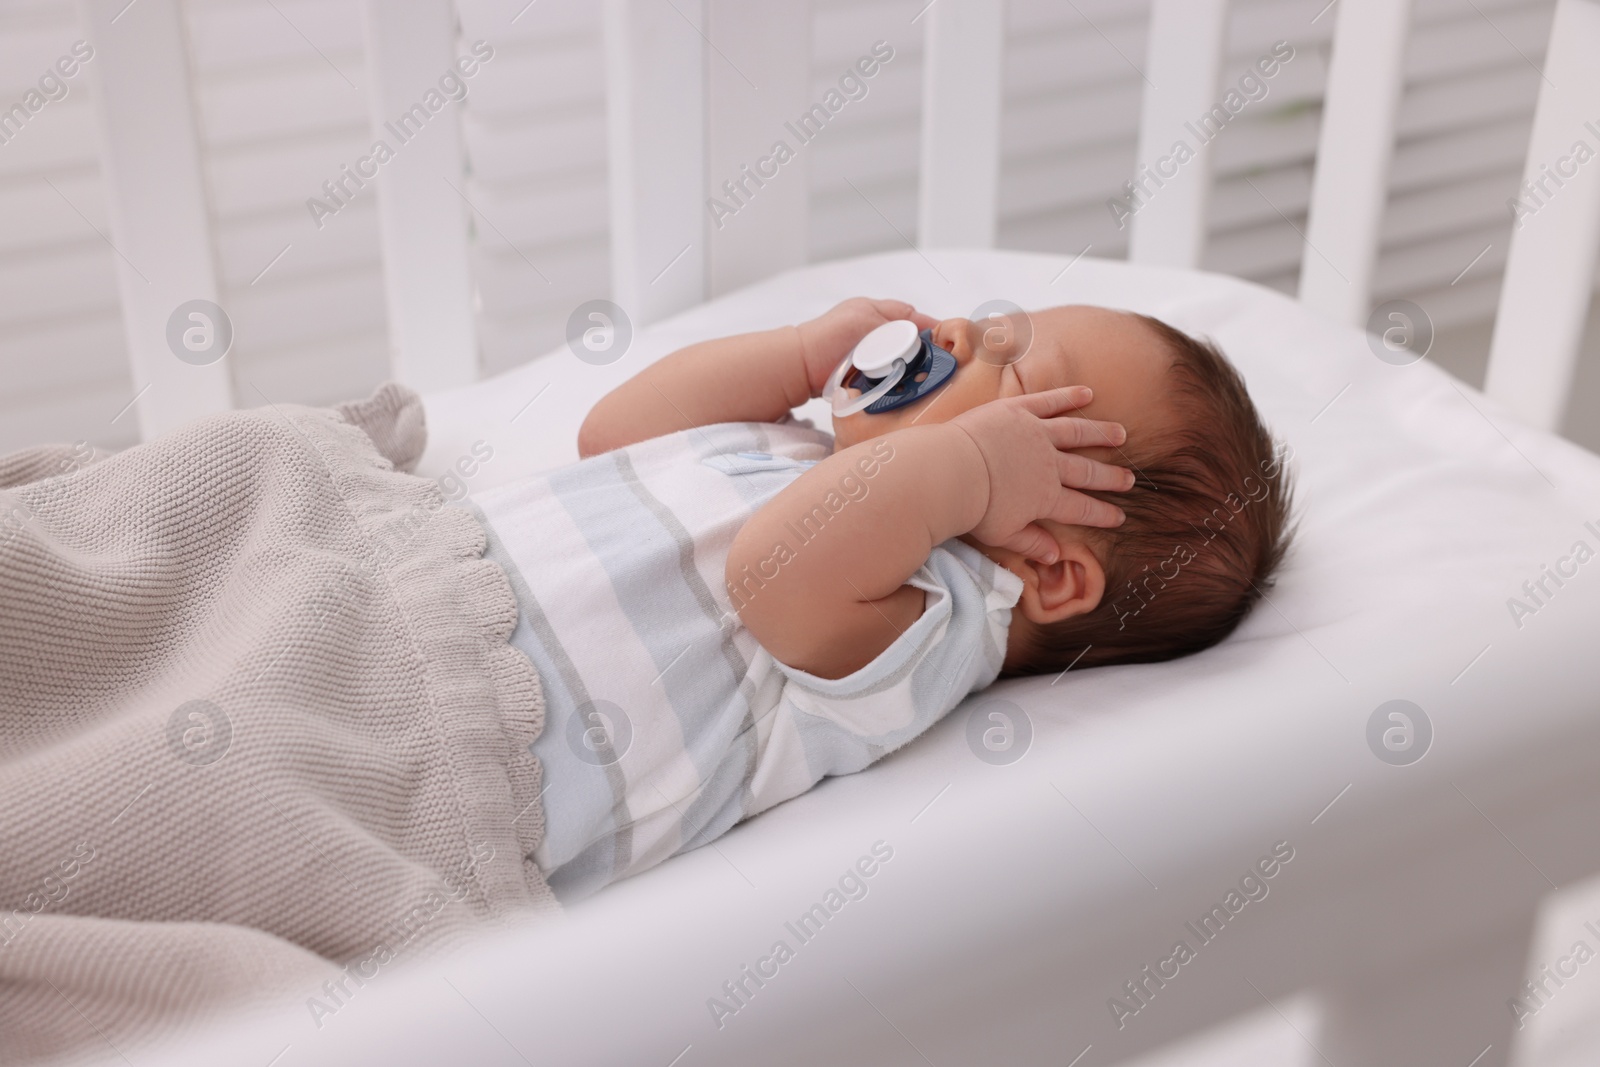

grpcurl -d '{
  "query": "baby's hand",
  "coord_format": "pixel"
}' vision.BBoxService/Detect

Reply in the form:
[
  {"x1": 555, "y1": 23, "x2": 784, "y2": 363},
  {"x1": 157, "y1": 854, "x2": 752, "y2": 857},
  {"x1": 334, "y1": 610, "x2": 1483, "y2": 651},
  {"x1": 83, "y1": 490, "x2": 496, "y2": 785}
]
[
  {"x1": 947, "y1": 386, "x2": 1132, "y2": 562},
  {"x1": 796, "y1": 298, "x2": 940, "y2": 397}
]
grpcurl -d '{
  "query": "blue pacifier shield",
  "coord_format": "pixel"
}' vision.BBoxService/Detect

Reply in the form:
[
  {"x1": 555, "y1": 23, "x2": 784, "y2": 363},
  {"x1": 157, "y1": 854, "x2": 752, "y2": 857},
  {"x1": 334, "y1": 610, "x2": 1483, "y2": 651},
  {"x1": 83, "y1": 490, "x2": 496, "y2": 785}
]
[{"x1": 863, "y1": 330, "x2": 957, "y2": 414}]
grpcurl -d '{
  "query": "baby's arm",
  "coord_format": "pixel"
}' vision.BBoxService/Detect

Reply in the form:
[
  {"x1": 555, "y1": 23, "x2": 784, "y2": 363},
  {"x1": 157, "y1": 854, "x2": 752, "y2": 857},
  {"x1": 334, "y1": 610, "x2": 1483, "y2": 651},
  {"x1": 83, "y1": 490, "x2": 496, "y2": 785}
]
[
  {"x1": 728, "y1": 387, "x2": 1132, "y2": 679},
  {"x1": 578, "y1": 299, "x2": 936, "y2": 457}
]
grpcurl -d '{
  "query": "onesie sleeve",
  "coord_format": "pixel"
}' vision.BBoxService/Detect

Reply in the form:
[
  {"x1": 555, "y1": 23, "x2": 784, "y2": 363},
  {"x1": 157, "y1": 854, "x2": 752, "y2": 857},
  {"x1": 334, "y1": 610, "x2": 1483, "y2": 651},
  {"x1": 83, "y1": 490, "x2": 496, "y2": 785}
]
[{"x1": 768, "y1": 538, "x2": 1025, "y2": 779}]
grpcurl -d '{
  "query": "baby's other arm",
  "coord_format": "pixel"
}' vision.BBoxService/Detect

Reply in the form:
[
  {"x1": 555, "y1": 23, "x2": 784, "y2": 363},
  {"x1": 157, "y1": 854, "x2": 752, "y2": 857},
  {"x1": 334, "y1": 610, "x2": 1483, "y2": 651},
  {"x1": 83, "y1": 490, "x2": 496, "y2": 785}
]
[
  {"x1": 577, "y1": 299, "x2": 935, "y2": 457},
  {"x1": 727, "y1": 388, "x2": 1132, "y2": 679}
]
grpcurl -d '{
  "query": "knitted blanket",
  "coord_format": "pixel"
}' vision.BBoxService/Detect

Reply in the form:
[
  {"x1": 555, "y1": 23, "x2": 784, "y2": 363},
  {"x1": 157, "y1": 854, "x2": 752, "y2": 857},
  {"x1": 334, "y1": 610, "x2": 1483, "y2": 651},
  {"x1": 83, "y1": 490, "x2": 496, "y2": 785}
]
[{"x1": 0, "y1": 384, "x2": 557, "y2": 1064}]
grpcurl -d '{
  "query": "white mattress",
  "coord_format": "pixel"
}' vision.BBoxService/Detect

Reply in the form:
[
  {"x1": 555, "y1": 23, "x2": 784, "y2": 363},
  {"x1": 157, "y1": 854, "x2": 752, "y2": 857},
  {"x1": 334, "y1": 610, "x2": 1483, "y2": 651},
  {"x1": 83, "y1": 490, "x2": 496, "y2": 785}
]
[{"x1": 147, "y1": 250, "x2": 1600, "y2": 1066}]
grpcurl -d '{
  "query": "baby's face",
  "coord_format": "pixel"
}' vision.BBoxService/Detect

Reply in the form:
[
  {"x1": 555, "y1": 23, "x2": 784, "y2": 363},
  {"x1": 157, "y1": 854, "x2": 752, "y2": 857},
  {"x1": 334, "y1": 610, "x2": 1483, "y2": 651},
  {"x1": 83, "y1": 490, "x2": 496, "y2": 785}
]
[{"x1": 829, "y1": 305, "x2": 1173, "y2": 461}]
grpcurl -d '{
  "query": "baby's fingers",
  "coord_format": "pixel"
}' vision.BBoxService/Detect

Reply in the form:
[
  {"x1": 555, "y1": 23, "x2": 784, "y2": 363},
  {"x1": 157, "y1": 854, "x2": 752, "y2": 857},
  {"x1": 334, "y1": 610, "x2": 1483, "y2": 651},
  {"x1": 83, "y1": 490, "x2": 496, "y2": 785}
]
[
  {"x1": 1056, "y1": 451, "x2": 1135, "y2": 492},
  {"x1": 1043, "y1": 414, "x2": 1127, "y2": 451},
  {"x1": 870, "y1": 299, "x2": 939, "y2": 332},
  {"x1": 1049, "y1": 487, "x2": 1127, "y2": 529},
  {"x1": 1018, "y1": 385, "x2": 1095, "y2": 417},
  {"x1": 1000, "y1": 522, "x2": 1062, "y2": 564}
]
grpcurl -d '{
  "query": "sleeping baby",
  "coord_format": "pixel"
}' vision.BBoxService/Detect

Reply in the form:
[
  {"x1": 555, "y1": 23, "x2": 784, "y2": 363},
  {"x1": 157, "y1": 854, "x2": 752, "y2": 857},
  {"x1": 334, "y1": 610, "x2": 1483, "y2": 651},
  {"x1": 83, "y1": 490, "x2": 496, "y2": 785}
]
[{"x1": 469, "y1": 298, "x2": 1294, "y2": 902}]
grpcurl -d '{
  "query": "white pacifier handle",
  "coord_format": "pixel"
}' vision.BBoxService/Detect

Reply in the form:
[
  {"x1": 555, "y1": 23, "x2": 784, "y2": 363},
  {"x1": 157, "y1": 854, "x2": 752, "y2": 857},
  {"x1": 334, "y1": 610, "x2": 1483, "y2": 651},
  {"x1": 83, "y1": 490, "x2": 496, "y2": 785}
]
[
  {"x1": 825, "y1": 356, "x2": 905, "y2": 416},
  {"x1": 822, "y1": 319, "x2": 921, "y2": 416}
]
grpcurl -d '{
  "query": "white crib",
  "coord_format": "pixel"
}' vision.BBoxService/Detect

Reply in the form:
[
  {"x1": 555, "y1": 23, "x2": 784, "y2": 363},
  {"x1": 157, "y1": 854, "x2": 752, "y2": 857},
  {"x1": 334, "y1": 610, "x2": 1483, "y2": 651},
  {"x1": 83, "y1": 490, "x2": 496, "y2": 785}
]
[{"x1": 73, "y1": 1, "x2": 1600, "y2": 1066}]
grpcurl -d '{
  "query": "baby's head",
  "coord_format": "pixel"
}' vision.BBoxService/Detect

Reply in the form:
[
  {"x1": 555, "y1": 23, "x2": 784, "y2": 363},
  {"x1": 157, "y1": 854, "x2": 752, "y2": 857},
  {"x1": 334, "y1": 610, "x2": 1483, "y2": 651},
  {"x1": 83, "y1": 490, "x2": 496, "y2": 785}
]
[{"x1": 830, "y1": 305, "x2": 1294, "y2": 674}]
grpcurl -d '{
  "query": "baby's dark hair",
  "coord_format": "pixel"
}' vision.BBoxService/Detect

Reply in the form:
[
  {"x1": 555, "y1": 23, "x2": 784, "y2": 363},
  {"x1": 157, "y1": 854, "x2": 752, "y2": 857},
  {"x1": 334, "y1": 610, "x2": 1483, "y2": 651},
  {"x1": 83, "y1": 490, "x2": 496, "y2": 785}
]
[{"x1": 1005, "y1": 314, "x2": 1295, "y2": 675}]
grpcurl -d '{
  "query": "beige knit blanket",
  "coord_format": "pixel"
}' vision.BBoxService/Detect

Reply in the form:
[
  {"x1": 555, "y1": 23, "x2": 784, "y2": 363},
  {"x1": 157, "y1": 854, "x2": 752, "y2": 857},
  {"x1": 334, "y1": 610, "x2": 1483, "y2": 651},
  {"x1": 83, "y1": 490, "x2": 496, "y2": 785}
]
[{"x1": 0, "y1": 384, "x2": 558, "y2": 1064}]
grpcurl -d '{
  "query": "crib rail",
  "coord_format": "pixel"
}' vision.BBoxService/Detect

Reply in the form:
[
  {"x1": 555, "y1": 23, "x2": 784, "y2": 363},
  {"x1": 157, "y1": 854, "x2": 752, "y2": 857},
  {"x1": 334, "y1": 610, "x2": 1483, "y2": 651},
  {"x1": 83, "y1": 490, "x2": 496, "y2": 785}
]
[
  {"x1": 360, "y1": 0, "x2": 479, "y2": 392},
  {"x1": 1126, "y1": 0, "x2": 1229, "y2": 268},
  {"x1": 918, "y1": 0, "x2": 1003, "y2": 249},
  {"x1": 602, "y1": 0, "x2": 706, "y2": 324},
  {"x1": 1486, "y1": 0, "x2": 1600, "y2": 429},
  {"x1": 80, "y1": 0, "x2": 233, "y2": 437},
  {"x1": 1297, "y1": 0, "x2": 1413, "y2": 326},
  {"x1": 80, "y1": 0, "x2": 1600, "y2": 441}
]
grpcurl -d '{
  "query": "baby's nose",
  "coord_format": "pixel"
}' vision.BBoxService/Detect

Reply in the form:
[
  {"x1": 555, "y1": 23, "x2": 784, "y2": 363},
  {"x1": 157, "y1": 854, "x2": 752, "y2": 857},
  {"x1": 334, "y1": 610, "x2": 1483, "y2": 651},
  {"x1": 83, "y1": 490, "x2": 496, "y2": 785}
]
[{"x1": 933, "y1": 318, "x2": 978, "y2": 362}]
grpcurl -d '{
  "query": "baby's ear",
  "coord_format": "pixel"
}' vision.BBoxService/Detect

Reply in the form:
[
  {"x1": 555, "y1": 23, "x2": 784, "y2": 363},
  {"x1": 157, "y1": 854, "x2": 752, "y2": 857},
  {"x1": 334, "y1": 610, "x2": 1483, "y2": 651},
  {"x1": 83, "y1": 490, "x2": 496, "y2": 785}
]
[
  {"x1": 963, "y1": 532, "x2": 1106, "y2": 624},
  {"x1": 1015, "y1": 540, "x2": 1105, "y2": 625}
]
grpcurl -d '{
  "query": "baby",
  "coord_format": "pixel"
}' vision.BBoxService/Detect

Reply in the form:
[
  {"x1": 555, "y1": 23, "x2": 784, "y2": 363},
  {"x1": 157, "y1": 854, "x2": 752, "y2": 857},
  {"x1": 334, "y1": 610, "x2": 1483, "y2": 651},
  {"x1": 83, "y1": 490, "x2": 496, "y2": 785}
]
[{"x1": 469, "y1": 298, "x2": 1293, "y2": 902}]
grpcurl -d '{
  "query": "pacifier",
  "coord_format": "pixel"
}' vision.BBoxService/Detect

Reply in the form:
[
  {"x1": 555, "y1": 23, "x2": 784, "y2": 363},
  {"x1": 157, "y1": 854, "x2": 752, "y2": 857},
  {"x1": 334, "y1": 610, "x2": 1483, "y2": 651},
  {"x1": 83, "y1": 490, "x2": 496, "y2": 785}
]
[{"x1": 822, "y1": 319, "x2": 959, "y2": 416}]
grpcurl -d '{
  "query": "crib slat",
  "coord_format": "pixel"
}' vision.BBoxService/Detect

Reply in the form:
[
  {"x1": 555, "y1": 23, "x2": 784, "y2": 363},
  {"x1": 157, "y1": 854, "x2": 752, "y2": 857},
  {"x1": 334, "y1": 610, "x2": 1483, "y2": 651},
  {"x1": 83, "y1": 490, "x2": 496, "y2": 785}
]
[
  {"x1": 360, "y1": 0, "x2": 479, "y2": 391},
  {"x1": 1484, "y1": 0, "x2": 1600, "y2": 432},
  {"x1": 78, "y1": 0, "x2": 233, "y2": 441},
  {"x1": 1127, "y1": 0, "x2": 1229, "y2": 268},
  {"x1": 705, "y1": 0, "x2": 811, "y2": 296},
  {"x1": 918, "y1": 0, "x2": 1003, "y2": 249},
  {"x1": 603, "y1": 0, "x2": 707, "y2": 327},
  {"x1": 1298, "y1": 0, "x2": 1413, "y2": 325}
]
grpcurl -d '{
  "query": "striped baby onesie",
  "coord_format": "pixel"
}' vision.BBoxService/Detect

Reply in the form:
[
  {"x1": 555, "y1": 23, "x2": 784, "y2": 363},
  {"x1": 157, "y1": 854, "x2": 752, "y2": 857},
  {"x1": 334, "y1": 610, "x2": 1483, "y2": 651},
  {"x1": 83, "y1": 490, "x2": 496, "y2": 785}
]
[{"x1": 470, "y1": 420, "x2": 1022, "y2": 902}]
